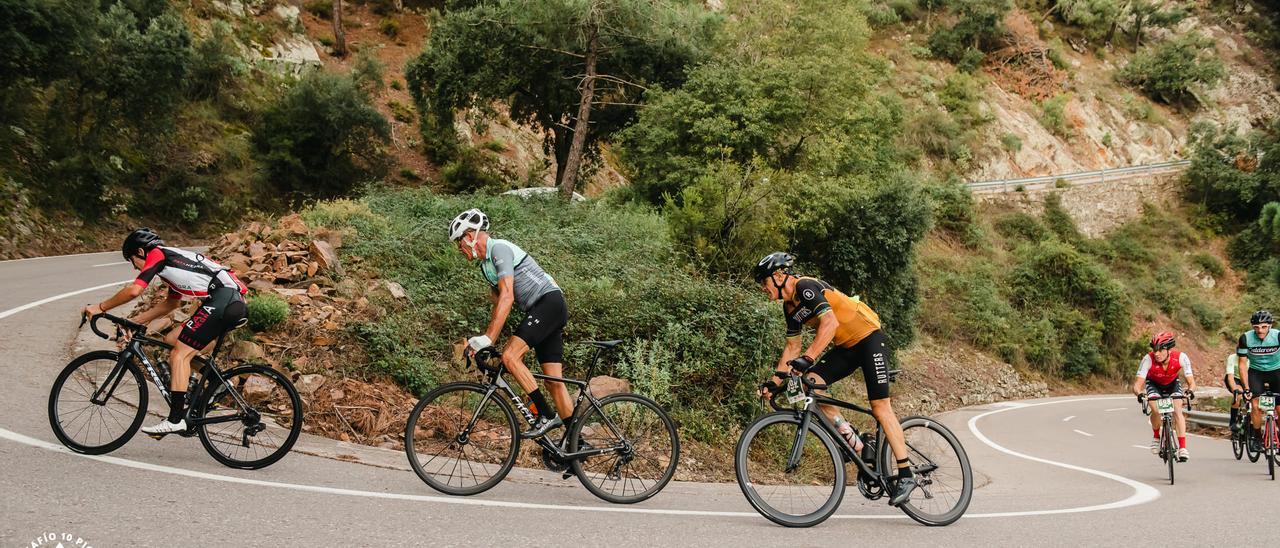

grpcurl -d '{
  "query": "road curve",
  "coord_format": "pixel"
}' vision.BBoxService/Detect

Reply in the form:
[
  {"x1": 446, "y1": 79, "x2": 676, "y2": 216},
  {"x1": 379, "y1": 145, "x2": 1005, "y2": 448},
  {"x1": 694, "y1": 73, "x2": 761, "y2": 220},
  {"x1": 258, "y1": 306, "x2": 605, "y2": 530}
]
[{"x1": 0, "y1": 253, "x2": 1266, "y2": 547}]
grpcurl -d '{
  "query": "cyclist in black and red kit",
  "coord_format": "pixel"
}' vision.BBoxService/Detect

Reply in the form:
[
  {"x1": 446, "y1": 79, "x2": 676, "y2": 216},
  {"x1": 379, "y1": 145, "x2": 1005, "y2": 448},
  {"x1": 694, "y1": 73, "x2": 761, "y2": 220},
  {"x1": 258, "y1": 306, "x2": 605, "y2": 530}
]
[{"x1": 83, "y1": 228, "x2": 248, "y2": 436}]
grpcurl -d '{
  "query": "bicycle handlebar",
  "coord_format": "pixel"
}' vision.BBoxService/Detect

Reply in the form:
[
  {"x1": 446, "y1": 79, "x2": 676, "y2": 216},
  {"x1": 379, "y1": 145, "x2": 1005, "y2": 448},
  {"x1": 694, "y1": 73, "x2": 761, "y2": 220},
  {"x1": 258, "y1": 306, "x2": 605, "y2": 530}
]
[{"x1": 82, "y1": 312, "x2": 146, "y2": 340}]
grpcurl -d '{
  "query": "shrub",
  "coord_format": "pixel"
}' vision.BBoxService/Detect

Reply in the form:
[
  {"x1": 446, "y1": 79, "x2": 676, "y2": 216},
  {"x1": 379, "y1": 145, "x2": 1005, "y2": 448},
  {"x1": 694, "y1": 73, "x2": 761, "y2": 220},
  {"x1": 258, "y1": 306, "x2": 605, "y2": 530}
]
[
  {"x1": 441, "y1": 147, "x2": 508, "y2": 194},
  {"x1": 994, "y1": 212, "x2": 1050, "y2": 243},
  {"x1": 253, "y1": 71, "x2": 390, "y2": 200},
  {"x1": 866, "y1": 2, "x2": 901, "y2": 26},
  {"x1": 927, "y1": 0, "x2": 1010, "y2": 65},
  {"x1": 1192, "y1": 252, "x2": 1225, "y2": 278},
  {"x1": 247, "y1": 293, "x2": 289, "y2": 332},
  {"x1": 926, "y1": 179, "x2": 984, "y2": 246},
  {"x1": 1001, "y1": 133, "x2": 1022, "y2": 152},
  {"x1": 305, "y1": 1, "x2": 333, "y2": 19},
  {"x1": 1118, "y1": 33, "x2": 1226, "y2": 107},
  {"x1": 1008, "y1": 239, "x2": 1131, "y2": 351},
  {"x1": 664, "y1": 160, "x2": 787, "y2": 274},
  {"x1": 380, "y1": 16, "x2": 400, "y2": 37},
  {"x1": 1042, "y1": 192, "x2": 1081, "y2": 242},
  {"x1": 1040, "y1": 93, "x2": 1071, "y2": 138}
]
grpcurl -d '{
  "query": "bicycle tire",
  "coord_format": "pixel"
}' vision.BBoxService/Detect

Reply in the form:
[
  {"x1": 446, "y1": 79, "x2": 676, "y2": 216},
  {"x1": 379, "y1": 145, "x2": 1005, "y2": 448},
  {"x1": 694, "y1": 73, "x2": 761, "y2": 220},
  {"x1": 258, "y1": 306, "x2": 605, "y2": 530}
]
[
  {"x1": 48, "y1": 351, "x2": 147, "y2": 455},
  {"x1": 1269, "y1": 418, "x2": 1277, "y2": 481},
  {"x1": 566, "y1": 392, "x2": 680, "y2": 504},
  {"x1": 1248, "y1": 424, "x2": 1262, "y2": 463},
  {"x1": 405, "y1": 382, "x2": 519, "y2": 496},
  {"x1": 1164, "y1": 419, "x2": 1175, "y2": 485},
  {"x1": 877, "y1": 416, "x2": 973, "y2": 526},
  {"x1": 734, "y1": 411, "x2": 845, "y2": 528},
  {"x1": 1232, "y1": 421, "x2": 1244, "y2": 461},
  {"x1": 194, "y1": 364, "x2": 303, "y2": 469}
]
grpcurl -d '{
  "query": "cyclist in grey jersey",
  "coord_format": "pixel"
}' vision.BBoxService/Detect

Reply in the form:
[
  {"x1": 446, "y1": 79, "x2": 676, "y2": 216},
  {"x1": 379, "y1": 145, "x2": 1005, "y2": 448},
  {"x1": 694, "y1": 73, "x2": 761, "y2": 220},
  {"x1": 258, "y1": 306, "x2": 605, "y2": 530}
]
[{"x1": 450, "y1": 208, "x2": 572, "y2": 439}]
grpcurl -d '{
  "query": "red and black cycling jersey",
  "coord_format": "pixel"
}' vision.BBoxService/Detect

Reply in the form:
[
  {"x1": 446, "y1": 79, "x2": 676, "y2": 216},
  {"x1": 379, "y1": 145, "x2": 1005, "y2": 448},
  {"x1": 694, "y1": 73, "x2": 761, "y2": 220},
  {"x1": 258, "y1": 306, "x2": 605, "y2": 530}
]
[{"x1": 134, "y1": 247, "x2": 247, "y2": 299}]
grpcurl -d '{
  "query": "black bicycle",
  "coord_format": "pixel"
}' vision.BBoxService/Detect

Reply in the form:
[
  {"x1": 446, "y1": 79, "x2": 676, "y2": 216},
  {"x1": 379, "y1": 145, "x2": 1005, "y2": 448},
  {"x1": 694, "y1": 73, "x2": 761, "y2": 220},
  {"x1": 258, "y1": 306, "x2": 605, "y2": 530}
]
[
  {"x1": 48, "y1": 313, "x2": 303, "y2": 469},
  {"x1": 404, "y1": 340, "x2": 680, "y2": 504},
  {"x1": 1231, "y1": 390, "x2": 1249, "y2": 461},
  {"x1": 1139, "y1": 393, "x2": 1187, "y2": 485},
  {"x1": 735, "y1": 370, "x2": 972, "y2": 528},
  {"x1": 1246, "y1": 386, "x2": 1279, "y2": 480}
]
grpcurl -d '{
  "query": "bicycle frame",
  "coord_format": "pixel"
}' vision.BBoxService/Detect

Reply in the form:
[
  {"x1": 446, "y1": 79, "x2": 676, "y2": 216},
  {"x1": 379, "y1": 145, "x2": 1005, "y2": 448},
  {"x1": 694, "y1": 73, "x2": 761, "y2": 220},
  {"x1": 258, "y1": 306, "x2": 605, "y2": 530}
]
[
  {"x1": 461, "y1": 347, "x2": 630, "y2": 462},
  {"x1": 775, "y1": 378, "x2": 939, "y2": 491}
]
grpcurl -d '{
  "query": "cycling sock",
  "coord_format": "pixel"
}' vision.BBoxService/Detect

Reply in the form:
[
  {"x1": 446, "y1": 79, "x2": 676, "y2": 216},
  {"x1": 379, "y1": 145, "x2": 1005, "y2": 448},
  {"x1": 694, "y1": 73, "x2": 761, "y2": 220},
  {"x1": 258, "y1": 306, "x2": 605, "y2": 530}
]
[
  {"x1": 1230, "y1": 407, "x2": 1239, "y2": 427},
  {"x1": 168, "y1": 393, "x2": 186, "y2": 422},
  {"x1": 1177, "y1": 436, "x2": 1186, "y2": 449},
  {"x1": 896, "y1": 458, "x2": 913, "y2": 479},
  {"x1": 528, "y1": 390, "x2": 552, "y2": 418},
  {"x1": 1152, "y1": 428, "x2": 1160, "y2": 439}
]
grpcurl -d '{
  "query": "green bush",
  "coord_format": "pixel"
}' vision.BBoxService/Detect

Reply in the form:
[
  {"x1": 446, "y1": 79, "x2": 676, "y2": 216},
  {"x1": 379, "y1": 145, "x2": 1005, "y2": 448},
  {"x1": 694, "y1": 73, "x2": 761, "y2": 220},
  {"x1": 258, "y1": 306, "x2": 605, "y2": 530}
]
[
  {"x1": 253, "y1": 71, "x2": 391, "y2": 200},
  {"x1": 441, "y1": 147, "x2": 508, "y2": 194},
  {"x1": 380, "y1": 16, "x2": 400, "y2": 37},
  {"x1": 1118, "y1": 33, "x2": 1226, "y2": 107},
  {"x1": 994, "y1": 212, "x2": 1050, "y2": 243},
  {"x1": 1001, "y1": 133, "x2": 1022, "y2": 152},
  {"x1": 926, "y1": 179, "x2": 984, "y2": 246},
  {"x1": 866, "y1": 2, "x2": 902, "y2": 26},
  {"x1": 305, "y1": 1, "x2": 333, "y2": 19},
  {"x1": 1040, "y1": 93, "x2": 1071, "y2": 138},
  {"x1": 663, "y1": 160, "x2": 786, "y2": 274},
  {"x1": 927, "y1": 0, "x2": 1009, "y2": 65},
  {"x1": 1192, "y1": 252, "x2": 1225, "y2": 278},
  {"x1": 247, "y1": 293, "x2": 289, "y2": 332},
  {"x1": 1042, "y1": 193, "x2": 1081, "y2": 242}
]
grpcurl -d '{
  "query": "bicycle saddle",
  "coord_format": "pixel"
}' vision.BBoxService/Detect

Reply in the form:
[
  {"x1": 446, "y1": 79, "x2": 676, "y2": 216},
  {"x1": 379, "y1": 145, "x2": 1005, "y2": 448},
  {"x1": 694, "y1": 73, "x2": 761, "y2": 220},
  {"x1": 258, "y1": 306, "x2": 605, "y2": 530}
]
[{"x1": 586, "y1": 340, "x2": 624, "y2": 349}]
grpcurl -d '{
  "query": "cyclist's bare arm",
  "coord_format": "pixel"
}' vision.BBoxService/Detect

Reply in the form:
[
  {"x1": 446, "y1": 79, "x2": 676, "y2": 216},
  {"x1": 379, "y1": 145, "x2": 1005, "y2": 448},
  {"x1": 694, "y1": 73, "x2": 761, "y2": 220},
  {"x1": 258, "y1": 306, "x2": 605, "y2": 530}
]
[
  {"x1": 777, "y1": 337, "x2": 803, "y2": 374},
  {"x1": 93, "y1": 283, "x2": 145, "y2": 313},
  {"x1": 131, "y1": 296, "x2": 181, "y2": 325},
  {"x1": 483, "y1": 276, "x2": 515, "y2": 342},
  {"x1": 1132, "y1": 376, "x2": 1146, "y2": 397},
  {"x1": 804, "y1": 312, "x2": 838, "y2": 363}
]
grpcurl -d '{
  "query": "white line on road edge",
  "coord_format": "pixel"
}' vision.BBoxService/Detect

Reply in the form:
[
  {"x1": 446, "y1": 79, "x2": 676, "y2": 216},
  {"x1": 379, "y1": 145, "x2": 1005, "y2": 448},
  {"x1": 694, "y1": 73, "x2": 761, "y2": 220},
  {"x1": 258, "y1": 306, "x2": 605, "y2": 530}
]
[
  {"x1": 0, "y1": 281, "x2": 1163, "y2": 521},
  {"x1": 0, "y1": 280, "x2": 132, "y2": 321},
  {"x1": 1132, "y1": 445, "x2": 1148, "y2": 449},
  {"x1": 967, "y1": 397, "x2": 1161, "y2": 517},
  {"x1": 1073, "y1": 429, "x2": 1094, "y2": 437},
  {"x1": 1063, "y1": 416, "x2": 1076, "y2": 422},
  {"x1": 1106, "y1": 408, "x2": 1127, "y2": 412},
  {"x1": 92, "y1": 262, "x2": 128, "y2": 268},
  {"x1": 0, "y1": 250, "x2": 115, "y2": 264}
]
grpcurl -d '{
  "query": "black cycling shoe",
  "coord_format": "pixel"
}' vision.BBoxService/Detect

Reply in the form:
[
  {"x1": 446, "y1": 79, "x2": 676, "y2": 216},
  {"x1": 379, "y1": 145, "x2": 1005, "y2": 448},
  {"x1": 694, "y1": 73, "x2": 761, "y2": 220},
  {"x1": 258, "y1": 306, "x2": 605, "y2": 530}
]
[
  {"x1": 1250, "y1": 436, "x2": 1263, "y2": 453},
  {"x1": 888, "y1": 475, "x2": 918, "y2": 507},
  {"x1": 521, "y1": 415, "x2": 563, "y2": 439}
]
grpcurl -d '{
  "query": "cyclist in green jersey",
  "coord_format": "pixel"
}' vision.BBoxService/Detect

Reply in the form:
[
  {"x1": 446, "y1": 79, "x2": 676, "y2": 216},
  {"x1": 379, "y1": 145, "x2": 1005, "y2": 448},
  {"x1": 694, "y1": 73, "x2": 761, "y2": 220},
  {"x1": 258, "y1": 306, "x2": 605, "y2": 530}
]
[{"x1": 1239, "y1": 310, "x2": 1280, "y2": 451}]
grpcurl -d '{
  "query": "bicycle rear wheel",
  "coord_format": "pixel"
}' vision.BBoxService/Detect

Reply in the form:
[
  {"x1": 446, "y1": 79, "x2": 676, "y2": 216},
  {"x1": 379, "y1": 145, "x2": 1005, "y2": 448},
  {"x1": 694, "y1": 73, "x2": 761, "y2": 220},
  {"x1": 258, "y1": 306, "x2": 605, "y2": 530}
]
[
  {"x1": 1164, "y1": 422, "x2": 1175, "y2": 485},
  {"x1": 1248, "y1": 424, "x2": 1262, "y2": 462},
  {"x1": 734, "y1": 411, "x2": 845, "y2": 528},
  {"x1": 878, "y1": 416, "x2": 973, "y2": 526},
  {"x1": 1269, "y1": 419, "x2": 1277, "y2": 481},
  {"x1": 1232, "y1": 421, "x2": 1244, "y2": 461},
  {"x1": 48, "y1": 351, "x2": 147, "y2": 455},
  {"x1": 195, "y1": 364, "x2": 302, "y2": 469},
  {"x1": 567, "y1": 393, "x2": 680, "y2": 504},
  {"x1": 405, "y1": 382, "x2": 519, "y2": 496}
]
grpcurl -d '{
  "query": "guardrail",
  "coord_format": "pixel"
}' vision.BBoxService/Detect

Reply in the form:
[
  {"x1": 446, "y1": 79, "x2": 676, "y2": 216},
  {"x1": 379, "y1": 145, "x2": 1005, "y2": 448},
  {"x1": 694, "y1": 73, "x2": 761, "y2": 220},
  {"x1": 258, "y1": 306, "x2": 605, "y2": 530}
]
[
  {"x1": 1186, "y1": 409, "x2": 1230, "y2": 428},
  {"x1": 967, "y1": 160, "x2": 1192, "y2": 194}
]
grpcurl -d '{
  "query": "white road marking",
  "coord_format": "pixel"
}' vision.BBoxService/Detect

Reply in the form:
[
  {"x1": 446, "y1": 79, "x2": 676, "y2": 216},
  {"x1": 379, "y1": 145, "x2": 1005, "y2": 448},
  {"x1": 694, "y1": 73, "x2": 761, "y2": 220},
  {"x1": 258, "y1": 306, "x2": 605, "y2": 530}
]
[
  {"x1": 1132, "y1": 445, "x2": 1148, "y2": 449},
  {"x1": 0, "y1": 281, "x2": 1166, "y2": 521},
  {"x1": 0, "y1": 250, "x2": 115, "y2": 264},
  {"x1": 0, "y1": 280, "x2": 132, "y2": 321},
  {"x1": 1063, "y1": 416, "x2": 1076, "y2": 422},
  {"x1": 1073, "y1": 429, "x2": 1094, "y2": 437},
  {"x1": 1105, "y1": 408, "x2": 1127, "y2": 412},
  {"x1": 92, "y1": 262, "x2": 128, "y2": 268},
  {"x1": 967, "y1": 397, "x2": 1162, "y2": 516}
]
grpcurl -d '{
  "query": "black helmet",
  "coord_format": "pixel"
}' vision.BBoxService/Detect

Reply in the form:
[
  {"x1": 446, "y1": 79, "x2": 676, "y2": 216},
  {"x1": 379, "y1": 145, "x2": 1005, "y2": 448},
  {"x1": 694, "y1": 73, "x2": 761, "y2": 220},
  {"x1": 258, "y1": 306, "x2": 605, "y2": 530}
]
[
  {"x1": 1252, "y1": 310, "x2": 1274, "y2": 325},
  {"x1": 753, "y1": 252, "x2": 795, "y2": 283},
  {"x1": 122, "y1": 228, "x2": 164, "y2": 260}
]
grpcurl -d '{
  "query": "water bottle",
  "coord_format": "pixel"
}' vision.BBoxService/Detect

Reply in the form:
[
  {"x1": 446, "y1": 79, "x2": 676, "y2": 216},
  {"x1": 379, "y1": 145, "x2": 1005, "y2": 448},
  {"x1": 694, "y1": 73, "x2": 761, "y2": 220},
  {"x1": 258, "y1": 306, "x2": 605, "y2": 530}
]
[{"x1": 836, "y1": 419, "x2": 864, "y2": 452}]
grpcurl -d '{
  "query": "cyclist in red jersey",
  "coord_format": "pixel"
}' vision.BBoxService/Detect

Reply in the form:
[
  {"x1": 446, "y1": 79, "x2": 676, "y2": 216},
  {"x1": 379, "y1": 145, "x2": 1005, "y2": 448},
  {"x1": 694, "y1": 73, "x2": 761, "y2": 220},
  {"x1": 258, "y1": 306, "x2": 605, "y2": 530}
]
[
  {"x1": 1131, "y1": 332, "x2": 1196, "y2": 461},
  {"x1": 82, "y1": 229, "x2": 248, "y2": 436}
]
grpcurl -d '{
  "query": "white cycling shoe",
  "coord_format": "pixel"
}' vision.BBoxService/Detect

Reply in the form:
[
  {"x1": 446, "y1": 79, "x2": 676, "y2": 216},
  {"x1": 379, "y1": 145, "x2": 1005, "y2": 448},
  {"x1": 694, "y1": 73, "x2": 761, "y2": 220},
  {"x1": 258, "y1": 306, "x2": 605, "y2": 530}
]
[
  {"x1": 1149, "y1": 440, "x2": 1159, "y2": 454},
  {"x1": 142, "y1": 419, "x2": 187, "y2": 436},
  {"x1": 1177, "y1": 447, "x2": 1189, "y2": 462}
]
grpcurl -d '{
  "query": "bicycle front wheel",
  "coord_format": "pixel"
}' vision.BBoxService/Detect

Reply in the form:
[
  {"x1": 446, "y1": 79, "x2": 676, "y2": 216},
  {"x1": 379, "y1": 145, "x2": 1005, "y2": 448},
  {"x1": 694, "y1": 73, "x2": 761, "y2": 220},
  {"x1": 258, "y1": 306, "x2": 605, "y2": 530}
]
[
  {"x1": 48, "y1": 351, "x2": 147, "y2": 455},
  {"x1": 405, "y1": 382, "x2": 519, "y2": 496},
  {"x1": 735, "y1": 411, "x2": 845, "y2": 528},
  {"x1": 879, "y1": 416, "x2": 973, "y2": 526},
  {"x1": 195, "y1": 364, "x2": 303, "y2": 469},
  {"x1": 1164, "y1": 422, "x2": 1176, "y2": 485},
  {"x1": 567, "y1": 393, "x2": 680, "y2": 504},
  {"x1": 1232, "y1": 424, "x2": 1244, "y2": 461},
  {"x1": 1248, "y1": 426, "x2": 1262, "y2": 462}
]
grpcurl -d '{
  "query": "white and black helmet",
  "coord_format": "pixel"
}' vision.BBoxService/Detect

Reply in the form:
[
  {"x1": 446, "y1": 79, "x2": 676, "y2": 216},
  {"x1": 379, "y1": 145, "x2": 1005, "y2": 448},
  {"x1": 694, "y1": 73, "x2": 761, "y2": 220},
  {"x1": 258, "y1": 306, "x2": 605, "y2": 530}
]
[{"x1": 449, "y1": 208, "x2": 489, "y2": 241}]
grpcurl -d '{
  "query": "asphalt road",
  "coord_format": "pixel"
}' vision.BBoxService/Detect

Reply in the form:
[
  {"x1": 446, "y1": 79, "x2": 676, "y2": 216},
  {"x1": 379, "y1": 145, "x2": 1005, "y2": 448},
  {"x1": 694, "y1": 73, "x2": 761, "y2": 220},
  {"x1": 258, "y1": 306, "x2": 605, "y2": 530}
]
[{"x1": 0, "y1": 251, "x2": 1271, "y2": 547}]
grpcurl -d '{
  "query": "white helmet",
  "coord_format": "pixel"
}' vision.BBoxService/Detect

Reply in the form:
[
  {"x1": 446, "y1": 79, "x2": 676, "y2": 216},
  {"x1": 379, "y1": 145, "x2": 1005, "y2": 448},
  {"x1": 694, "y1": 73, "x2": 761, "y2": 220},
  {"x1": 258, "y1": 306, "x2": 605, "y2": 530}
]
[{"x1": 449, "y1": 208, "x2": 489, "y2": 242}]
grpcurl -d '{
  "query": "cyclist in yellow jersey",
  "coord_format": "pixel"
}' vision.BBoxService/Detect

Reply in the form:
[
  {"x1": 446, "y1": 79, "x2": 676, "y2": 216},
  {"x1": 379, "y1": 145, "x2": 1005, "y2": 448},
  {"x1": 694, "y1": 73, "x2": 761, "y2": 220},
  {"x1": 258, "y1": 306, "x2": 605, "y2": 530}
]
[{"x1": 752, "y1": 252, "x2": 917, "y2": 507}]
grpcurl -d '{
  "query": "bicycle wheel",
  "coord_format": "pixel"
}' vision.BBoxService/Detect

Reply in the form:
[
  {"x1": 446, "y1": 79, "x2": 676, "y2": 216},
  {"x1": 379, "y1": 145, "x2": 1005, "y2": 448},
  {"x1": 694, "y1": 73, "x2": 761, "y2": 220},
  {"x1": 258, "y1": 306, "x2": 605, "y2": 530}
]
[
  {"x1": 194, "y1": 364, "x2": 302, "y2": 469},
  {"x1": 567, "y1": 393, "x2": 680, "y2": 504},
  {"x1": 1232, "y1": 421, "x2": 1244, "y2": 461},
  {"x1": 48, "y1": 351, "x2": 147, "y2": 455},
  {"x1": 735, "y1": 411, "x2": 845, "y2": 528},
  {"x1": 1164, "y1": 423, "x2": 1175, "y2": 485},
  {"x1": 1248, "y1": 425, "x2": 1262, "y2": 463},
  {"x1": 405, "y1": 382, "x2": 519, "y2": 496},
  {"x1": 877, "y1": 416, "x2": 973, "y2": 526},
  {"x1": 1269, "y1": 419, "x2": 1277, "y2": 481}
]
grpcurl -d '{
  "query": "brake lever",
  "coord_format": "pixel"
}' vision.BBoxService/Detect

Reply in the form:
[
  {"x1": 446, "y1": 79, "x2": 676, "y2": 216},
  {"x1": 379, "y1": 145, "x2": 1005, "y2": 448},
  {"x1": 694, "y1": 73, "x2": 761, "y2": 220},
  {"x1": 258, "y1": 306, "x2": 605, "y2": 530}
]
[{"x1": 79, "y1": 312, "x2": 88, "y2": 329}]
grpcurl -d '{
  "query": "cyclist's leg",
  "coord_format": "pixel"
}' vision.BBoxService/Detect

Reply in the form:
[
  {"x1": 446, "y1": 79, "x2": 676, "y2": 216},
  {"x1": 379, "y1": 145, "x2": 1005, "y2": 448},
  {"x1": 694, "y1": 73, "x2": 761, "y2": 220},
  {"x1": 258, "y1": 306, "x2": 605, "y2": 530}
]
[
  {"x1": 1170, "y1": 381, "x2": 1187, "y2": 445},
  {"x1": 847, "y1": 331, "x2": 907, "y2": 471},
  {"x1": 1249, "y1": 369, "x2": 1265, "y2": 431},
  {"x1": 534, "y1": 327, "x2": 572, "y2": 419},
  {"x1": 1144, "y1": 381, "x2": 1162, "y2": 435},
  {"x1": 509, "y1": 291, "x2": 570, "y2": 419},
  {"x1": 806, "y1": 347, "x2": 858, "y2": 425},
  {"x1": 500, "y1": 337, "x2": 537, "y2": 393}
]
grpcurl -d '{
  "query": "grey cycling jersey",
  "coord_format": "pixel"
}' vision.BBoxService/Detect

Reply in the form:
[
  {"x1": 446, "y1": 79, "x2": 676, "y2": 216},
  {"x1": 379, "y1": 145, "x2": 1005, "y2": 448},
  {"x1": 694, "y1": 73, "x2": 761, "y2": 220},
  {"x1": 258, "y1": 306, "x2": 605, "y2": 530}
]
[{"x1": 480, "y1": 238, "x2": 560, "y2": 312}]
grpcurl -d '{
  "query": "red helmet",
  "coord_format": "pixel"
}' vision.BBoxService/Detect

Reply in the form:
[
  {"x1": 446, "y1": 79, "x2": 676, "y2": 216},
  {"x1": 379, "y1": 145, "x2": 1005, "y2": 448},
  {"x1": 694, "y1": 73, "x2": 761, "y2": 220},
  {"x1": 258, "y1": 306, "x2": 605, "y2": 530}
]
[{"x1": 1150, "y1": 331, "x2": 1176, "y2": 351}]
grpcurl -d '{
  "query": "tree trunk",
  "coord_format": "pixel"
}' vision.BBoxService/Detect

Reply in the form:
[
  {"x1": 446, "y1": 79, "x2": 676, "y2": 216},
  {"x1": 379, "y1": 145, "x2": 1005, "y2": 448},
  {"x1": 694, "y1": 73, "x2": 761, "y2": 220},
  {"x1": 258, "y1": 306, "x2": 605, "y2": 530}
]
[
  {"x1": 557, "y1": 27, "x2": 598, "y2": 202},
  {"x1": 333, "y1": 0, "x2": 347, "y2": 57}
]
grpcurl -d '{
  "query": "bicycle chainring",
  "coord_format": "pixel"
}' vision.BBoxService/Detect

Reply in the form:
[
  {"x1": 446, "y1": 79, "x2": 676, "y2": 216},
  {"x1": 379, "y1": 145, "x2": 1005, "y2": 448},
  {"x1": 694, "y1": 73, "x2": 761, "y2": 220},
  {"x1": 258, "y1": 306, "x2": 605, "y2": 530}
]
[
  {"x1": 540, "y1": 447, "x2": 568, "y2": 473},
  {"x1": 856, "y1": 473, "x2": 885, "y2": 500}
]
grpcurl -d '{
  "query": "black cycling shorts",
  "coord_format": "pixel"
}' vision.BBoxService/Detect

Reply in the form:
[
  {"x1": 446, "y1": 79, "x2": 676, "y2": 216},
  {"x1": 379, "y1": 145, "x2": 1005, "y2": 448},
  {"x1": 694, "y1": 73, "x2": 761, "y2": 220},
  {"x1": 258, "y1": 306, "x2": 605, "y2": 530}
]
[
  {"x1": 809, "y1": 329, "x2": 892, "y2": 401},
  {"x1": 1248, "y1": 368, "x2": 1280, "y2": 395},
  {"x1": 513, "y1": 290, "x2": 568, "y2": 364},
  {"x1": 1144, "y1": 378, "x2": 1184, "y2": 399},
  {"x1": 178, "y1": 287, "x2": 247, "y2": 350}
]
